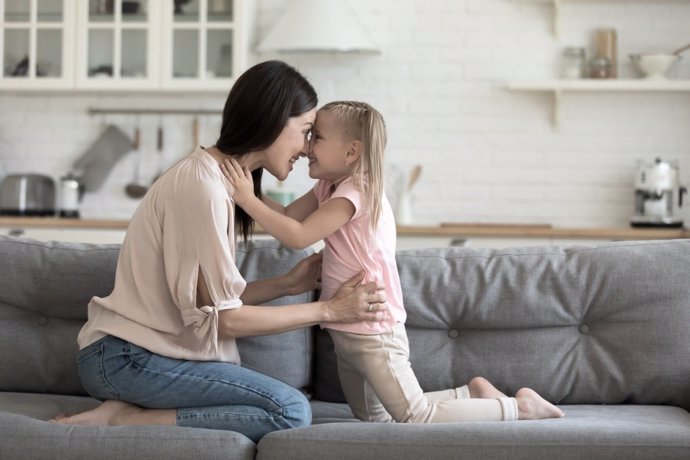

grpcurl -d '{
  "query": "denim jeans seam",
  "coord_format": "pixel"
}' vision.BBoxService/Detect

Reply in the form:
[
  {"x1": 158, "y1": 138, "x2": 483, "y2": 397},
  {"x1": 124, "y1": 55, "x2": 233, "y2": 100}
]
[
  {"x1": 122, "y1": 355, "x2": 286, "y2": 418},
  {"x1": 97, "y1": 343, "x2": 120, "y2": 400}
]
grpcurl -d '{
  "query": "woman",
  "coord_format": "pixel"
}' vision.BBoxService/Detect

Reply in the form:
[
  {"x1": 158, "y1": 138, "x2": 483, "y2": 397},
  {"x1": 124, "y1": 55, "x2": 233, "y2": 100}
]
[{"x1": 53, "y1": 61, "x2": 387, "y2": 443}]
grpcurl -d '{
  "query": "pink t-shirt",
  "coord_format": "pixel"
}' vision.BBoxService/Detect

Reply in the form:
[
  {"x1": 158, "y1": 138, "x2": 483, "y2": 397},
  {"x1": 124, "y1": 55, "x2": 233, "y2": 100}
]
[{"x1": 316, "y1": 178, "x2": 406, "y2": 334}]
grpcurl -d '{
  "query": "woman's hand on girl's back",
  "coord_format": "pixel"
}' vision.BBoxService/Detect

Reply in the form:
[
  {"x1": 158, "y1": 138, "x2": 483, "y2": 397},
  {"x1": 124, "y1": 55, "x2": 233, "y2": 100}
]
[
  {"x1": 325, "y1": 272, "x2": 388, "y2": 323},
  {"x1": 283, "y1": 252, "x2": 323, "y2": 296},
  {"x1": 221, "y1": 158, "x2": 254, "y2": 206}
]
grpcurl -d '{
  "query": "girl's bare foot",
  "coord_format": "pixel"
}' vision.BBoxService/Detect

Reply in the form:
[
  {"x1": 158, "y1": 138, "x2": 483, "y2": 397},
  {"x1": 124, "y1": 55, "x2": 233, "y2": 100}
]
[
  {"x1": 467, "y1": 377, "x2": 508, "y2": 399},
  {"x1": 515, "y1": 388, "x2": 565, "y2": 420}
]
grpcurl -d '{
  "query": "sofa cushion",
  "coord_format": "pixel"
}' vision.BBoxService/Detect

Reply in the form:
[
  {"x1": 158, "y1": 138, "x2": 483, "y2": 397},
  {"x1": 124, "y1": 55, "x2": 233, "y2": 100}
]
[
  {"x1": 0, "y1": 410, "x2": 255, "y2": 460},
  {"x1": 313, "y1": 240, "x2": 690, "y2": 410},
  {"x1": 0, "y1": 236, "x2": 314, "y2": 395},
  {"x1": 257, "y1": 405, "x2": 690, "y2": 460}
]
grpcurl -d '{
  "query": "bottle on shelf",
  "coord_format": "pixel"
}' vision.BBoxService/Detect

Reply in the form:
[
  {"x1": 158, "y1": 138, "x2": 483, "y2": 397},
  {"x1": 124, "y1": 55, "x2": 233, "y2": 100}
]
[
  {"x1": 561, "y1": 47, "x2": 586, "y2": 79},
  {"x1": 589, "y1": 28, "x2": 617, "y2": 79}
]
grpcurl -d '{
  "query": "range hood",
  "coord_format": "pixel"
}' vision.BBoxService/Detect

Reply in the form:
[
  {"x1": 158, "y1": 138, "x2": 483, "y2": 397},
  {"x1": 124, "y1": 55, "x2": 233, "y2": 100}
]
[{"x1": 256, "y1": 0, "x2": 379, "y2": 54}]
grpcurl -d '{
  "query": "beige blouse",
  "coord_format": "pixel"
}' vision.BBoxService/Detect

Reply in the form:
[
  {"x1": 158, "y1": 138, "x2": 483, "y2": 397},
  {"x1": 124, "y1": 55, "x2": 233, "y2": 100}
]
[{"x1": 77, "y1": 147, "x2": 247, "y2": 364}]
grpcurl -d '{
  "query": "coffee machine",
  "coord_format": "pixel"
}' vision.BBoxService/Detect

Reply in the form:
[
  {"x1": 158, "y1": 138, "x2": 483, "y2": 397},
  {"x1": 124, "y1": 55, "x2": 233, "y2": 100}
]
[{"x1": 631, "y1": 158, "x2": 687, "y2": 228}]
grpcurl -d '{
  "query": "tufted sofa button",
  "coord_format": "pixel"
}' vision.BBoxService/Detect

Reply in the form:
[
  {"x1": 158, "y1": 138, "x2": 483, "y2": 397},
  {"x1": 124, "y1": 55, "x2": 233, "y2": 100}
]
[
  {"x1": 37, "y1": 317, "x2": 49, "y2": 327},
  {"x1": 579, "y1": 324, "x2": 590, "y2": 334},
  {"x1": 447, "y1": 329, "x2": 459, "y2": 339}
]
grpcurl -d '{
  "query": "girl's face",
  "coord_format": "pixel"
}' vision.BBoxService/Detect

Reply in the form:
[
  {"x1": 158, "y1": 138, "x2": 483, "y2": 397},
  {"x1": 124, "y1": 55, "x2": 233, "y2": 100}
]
[
  {"x1": 263, "y1": 109, "x2": 316, "y2": 181},
  {"x1": 307, "y1": 110, "x2": 356, "y2": 182}
]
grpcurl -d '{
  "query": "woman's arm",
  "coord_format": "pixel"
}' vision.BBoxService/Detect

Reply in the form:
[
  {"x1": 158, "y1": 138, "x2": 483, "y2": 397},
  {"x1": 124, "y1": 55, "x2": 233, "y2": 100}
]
[{"x1": 218, "y1": 271, "x2": 386, "y2": 339}]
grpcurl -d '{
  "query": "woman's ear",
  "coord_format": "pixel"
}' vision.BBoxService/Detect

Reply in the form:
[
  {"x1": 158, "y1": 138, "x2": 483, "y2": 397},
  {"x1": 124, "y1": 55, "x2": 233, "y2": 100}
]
[{"x1": 346, "y1": 140, "x2": 362, "y2": 165}]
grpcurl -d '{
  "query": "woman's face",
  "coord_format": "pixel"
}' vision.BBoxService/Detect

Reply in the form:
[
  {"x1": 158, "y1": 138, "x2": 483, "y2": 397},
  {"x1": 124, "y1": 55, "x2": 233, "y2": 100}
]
[{"x1": 263, "y1": 109, "x2": 316, "y2": 181}]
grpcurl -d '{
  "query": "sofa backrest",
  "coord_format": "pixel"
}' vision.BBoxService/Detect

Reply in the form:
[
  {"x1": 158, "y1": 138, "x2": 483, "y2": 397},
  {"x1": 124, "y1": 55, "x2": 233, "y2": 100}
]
[
  {"x1": 0, "y1": 236, "x2": 314, "y2": 396},
  {"x1": 314, "y1": 240, "x2": 690, "y2": 410}
]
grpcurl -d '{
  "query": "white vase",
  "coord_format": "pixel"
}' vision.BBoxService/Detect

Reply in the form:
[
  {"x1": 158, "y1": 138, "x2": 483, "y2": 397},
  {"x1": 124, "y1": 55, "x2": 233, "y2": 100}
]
[{"x1": 396, "y1": 192, "x2": 413, "y2": 225}]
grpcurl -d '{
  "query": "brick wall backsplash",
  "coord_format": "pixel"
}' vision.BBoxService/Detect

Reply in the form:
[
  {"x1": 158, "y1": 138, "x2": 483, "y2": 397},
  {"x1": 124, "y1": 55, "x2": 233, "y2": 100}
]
[{"x1": 1, "y1": 0, "x2": 689, "y2": 226}]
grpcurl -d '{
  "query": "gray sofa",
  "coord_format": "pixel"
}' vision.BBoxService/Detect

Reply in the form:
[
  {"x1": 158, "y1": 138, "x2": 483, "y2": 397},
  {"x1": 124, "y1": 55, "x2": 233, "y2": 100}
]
[{"x1": 0, "y1": 235, "x2": 688, "y2": 460}]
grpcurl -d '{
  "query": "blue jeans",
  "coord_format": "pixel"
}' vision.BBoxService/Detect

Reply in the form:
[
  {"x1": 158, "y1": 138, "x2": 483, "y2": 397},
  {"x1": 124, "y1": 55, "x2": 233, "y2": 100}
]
[{"x1": 77, "y1": 335, "x2": 311, "y2": 442}]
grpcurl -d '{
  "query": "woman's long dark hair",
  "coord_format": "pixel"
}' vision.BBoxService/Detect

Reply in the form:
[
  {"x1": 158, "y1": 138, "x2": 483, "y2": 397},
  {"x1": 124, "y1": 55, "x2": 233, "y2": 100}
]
[{"x1": 216, "y1": 60, "x2": 317, "y2": 242}]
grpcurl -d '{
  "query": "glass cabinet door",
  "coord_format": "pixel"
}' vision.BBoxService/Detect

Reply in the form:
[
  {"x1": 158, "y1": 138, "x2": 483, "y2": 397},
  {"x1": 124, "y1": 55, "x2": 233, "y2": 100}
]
[
  {"x1": 162, "y1": 0, "x2": 244, "y2": 90},
  {"x1": 76, "y1": 0, "x2": 158, "y2": 88},
  {"x1": 1, "y1": 0, "x2": 74, "y2": 88}
]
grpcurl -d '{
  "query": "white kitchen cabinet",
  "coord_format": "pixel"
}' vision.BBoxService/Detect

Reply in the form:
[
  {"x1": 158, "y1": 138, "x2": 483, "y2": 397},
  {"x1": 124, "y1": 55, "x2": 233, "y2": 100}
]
[
  {"x1": 160, "y1": 0, "x2": 247, "y2": 91},
  {"x1": 75, "y1": 0, "x2": 159, "y2": 89},
  {"x1": 0, "y1": 0, "x2": 247, "y2": 91},
  {"x1": 0, "y1": 0, "x2": 76, "y2": 89}
]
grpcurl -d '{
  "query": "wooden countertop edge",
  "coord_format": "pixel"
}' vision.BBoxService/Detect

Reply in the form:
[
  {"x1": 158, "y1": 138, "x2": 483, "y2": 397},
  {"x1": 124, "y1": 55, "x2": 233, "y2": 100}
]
[{"x1": 1, "y1": 218, "x2": 689, "y2": 240}]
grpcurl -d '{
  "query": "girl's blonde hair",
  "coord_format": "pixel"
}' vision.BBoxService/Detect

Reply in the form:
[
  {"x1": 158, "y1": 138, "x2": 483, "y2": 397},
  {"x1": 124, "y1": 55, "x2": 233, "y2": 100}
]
[{"x1": 319, "y1": 101, "x2": 387, "y2": 229}]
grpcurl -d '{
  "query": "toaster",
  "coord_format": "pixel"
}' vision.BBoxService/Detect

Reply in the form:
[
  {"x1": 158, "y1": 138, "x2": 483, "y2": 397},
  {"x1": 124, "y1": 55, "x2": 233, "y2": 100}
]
[{"x1": 0, "y1": 174, "x2": 56, "y2": 216}]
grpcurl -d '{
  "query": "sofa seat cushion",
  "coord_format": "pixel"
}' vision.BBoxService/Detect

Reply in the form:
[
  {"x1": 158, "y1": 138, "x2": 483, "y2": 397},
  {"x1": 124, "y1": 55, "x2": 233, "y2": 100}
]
[
  {"x1": 0, "y1": 391, "x2": 100, "y2": 420},
  {"x1": 0, "y1": 409, "x2": 255, "y2": 460},
  {"x1": 257, "y1": 404, "x2": 690, "y2": 460},
  {"x1": 0, "y1": 392, "x2": 256, "y2": 459}
]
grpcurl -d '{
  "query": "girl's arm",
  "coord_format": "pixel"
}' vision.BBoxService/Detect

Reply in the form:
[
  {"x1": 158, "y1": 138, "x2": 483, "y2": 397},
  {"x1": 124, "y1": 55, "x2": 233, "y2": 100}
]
[
  {"x1": 261, "y1": 189, "x2": 319, "y2": 222},
  {"x1": 223, "y1": 159, "x2": 353, "y2": 249},
  {"x1": 241, "y1": 252, "x2": 322, "y2": 305}
]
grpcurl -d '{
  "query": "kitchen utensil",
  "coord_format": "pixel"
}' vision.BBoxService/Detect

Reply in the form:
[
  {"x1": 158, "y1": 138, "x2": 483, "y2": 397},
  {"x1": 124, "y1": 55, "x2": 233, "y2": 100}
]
[
  {"x1": 631, "y1": 157, "x2": 687, "y2": 228},
  {"x1": 0, "y1": 173, "x2": 56, "y2": 216},
  {"x1": 672, "y1": 43, "x2": 690, "y2": 56},
  {"x1": 192, "y1": 117, "x2": 199, "y2": 150},
  {"x1": 73, "y1": 124, "x2": 132, "y2": 192},
  {"x1": 125, "y1": 127, "x2": 148, "y2": 199},
  {"x1": 629, "y1": 53, "x2": 679, "y2": 79},
  {"x1": 152, "y1": 124, "x2": 164, "y2": 183},
  {"x1": 407, "y1": 164, "x2": 422, "y2": 191}
]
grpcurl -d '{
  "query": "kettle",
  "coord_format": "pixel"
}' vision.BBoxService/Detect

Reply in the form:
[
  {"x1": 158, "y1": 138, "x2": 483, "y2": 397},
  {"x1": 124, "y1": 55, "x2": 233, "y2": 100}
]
[{"x1": 0, "y1": 174, "x2": 56, "y2": 216}]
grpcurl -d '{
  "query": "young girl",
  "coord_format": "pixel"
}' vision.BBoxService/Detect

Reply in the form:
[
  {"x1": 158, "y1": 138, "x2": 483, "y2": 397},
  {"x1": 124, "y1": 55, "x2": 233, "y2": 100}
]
[{"x1": 221, "y1": 101, "x2": 564, "y2": 423}]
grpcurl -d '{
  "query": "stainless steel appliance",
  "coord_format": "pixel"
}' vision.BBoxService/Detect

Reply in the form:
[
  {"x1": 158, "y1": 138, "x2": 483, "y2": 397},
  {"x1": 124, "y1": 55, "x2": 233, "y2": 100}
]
[
  {"x1": 0, "y1": 174, "x2": 56, "y2": 216},
  {"x1": 58, "y1": 173, "x2": 82, "y2": 218},
  {"x1": 631, "y1": 158, "x2": 687, "y2": 228}
]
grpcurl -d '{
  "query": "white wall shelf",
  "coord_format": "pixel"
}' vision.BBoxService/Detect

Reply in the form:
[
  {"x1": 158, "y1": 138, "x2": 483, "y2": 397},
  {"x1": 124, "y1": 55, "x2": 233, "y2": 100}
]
[
  {"x1": 507, "y1": 79, "x2": 690, "y2": 129},
  {"x1": 513, "y1": 0, "x2": 690, "y2": 38}
]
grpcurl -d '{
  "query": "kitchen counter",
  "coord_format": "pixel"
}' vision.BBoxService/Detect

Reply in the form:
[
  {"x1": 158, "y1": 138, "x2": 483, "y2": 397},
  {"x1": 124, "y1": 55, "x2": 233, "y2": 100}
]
[{"x1": 1, "y1": 217, "x2": 689, "y2": 240}]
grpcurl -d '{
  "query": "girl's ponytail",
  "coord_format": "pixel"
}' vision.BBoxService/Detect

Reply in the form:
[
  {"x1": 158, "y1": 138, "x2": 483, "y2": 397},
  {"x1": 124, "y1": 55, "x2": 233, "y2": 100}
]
[{"x1": 320, "y1": 101, "x2": 387, "y2": 229}]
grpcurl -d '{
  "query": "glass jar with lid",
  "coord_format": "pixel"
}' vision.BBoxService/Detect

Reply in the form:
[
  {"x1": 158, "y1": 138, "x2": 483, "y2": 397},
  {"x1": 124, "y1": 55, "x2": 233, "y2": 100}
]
[{"x1": 561, "y1": 47, "x2": 586, "y2": 79}]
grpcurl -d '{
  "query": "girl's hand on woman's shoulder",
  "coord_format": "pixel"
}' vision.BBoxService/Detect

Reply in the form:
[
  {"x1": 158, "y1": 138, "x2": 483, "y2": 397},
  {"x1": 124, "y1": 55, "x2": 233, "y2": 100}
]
[{"x1": 220, "y1": 158, "x2": 254, "y2": 205}]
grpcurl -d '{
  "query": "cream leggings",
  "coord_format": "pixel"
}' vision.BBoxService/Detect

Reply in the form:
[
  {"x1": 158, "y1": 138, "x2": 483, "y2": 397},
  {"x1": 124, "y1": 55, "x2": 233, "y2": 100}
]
[{"x1": 328, "y1": 323, "x2": 518, "y2": 423}]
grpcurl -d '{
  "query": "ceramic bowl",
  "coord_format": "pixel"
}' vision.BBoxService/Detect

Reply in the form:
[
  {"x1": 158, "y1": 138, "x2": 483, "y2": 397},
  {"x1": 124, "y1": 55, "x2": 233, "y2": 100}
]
[{"x1": 629, "y1": 53, "x2": 680, "y2": 79}]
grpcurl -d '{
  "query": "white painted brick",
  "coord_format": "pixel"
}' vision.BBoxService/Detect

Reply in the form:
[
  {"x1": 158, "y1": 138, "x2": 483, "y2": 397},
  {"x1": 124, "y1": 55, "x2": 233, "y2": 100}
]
[{"x1": 1, "y1": 0, "x2": 689, "y2": 229}]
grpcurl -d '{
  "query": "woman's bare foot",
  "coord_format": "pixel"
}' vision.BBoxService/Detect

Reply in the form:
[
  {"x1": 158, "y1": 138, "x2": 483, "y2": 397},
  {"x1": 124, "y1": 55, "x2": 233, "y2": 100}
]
[
  {"x1": 467, "y1": 376, "x2": 508, "y2": 399},
  {"x1": 50, "y1": 400, "x2": 175, "y2": 427},
  {"x1": 515, "y1": 388, "x2": 565, "y2": 420},
  {"x1": 50, "y1": 400, "x2": 143, "y2": 426}
]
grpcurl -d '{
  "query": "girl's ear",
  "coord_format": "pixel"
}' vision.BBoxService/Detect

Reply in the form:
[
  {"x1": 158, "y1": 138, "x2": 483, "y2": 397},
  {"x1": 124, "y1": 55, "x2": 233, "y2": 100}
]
[{"x1": 346, "y1": 140, "x2": 362, "y2": 165}]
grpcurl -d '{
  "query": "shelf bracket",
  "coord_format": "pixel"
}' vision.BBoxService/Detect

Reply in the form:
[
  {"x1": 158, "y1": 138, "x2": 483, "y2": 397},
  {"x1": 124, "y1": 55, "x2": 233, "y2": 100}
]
[
  {"x1": 553, "y1": 0, "x2": 562, "y2": 39},
  {"x1": 553, "y1": 89, "x2": 562, "y2": 132}
]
